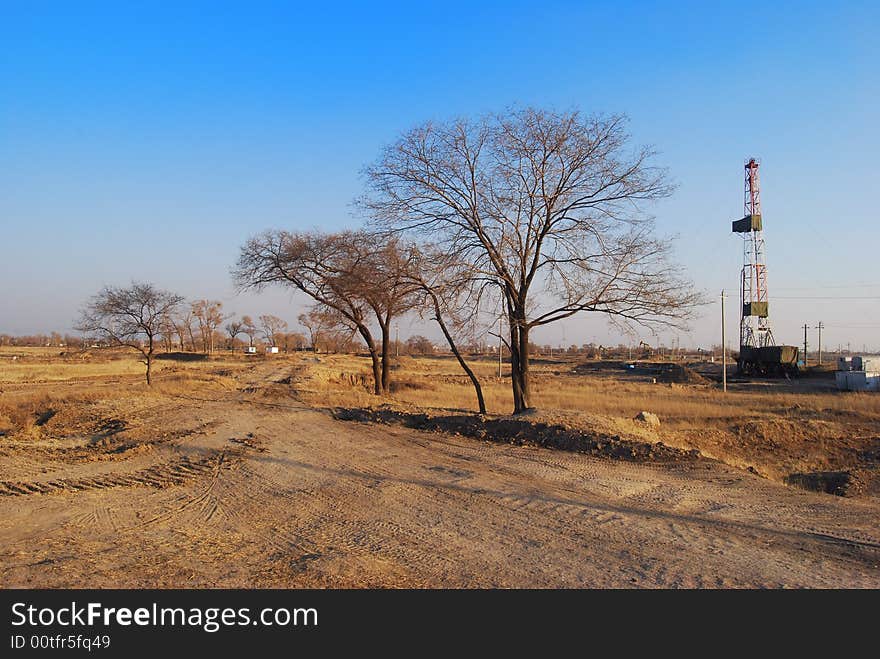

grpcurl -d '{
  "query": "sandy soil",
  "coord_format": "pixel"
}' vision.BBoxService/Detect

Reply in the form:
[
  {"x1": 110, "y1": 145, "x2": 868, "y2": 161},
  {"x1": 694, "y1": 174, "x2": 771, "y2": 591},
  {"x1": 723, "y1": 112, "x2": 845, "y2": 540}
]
[{"x1": 1, "y1": 361, "x2": 878, "y2": 588}]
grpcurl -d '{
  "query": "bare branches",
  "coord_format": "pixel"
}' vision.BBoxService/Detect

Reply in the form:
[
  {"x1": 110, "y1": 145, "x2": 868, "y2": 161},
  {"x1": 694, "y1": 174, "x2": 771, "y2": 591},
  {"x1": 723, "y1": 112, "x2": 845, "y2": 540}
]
[
  {"x1": 76, "y1": 282, "x2": 184, "y2": 385},
  {"x1": 363, "y1": 107, "x2": 703, "y2": 412},
  {"x1": 258, "y1": 314, "x2": 288, "y2": 347},
  {"x1": 192, "y1": 300, "x2": 227, "y2": 354},
  {"x1": 233, "y1": 230, "x2": 420, "y2": 394}
]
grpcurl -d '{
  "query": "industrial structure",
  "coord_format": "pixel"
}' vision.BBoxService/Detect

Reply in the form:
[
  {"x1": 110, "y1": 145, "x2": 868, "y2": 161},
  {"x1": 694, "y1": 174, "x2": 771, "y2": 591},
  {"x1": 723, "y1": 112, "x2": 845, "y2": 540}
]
[{"x1": 732, "y1": 158, "x2": 799, "y2": 376}]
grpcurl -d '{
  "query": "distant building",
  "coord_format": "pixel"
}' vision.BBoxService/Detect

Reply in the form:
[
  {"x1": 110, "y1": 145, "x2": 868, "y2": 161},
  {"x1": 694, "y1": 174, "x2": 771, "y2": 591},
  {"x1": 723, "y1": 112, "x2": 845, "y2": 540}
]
[{"x1": 836, "y1": 355, "x2": 879, "y2": 391}]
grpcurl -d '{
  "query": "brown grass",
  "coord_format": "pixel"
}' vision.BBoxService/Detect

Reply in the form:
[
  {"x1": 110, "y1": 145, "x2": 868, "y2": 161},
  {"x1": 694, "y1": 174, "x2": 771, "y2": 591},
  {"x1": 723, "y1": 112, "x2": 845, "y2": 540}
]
[
  {"x1": 0, "y1": 347, "x2": 246, "y2": 438},
  {"x1": 294, "y1": 353, "x2": 880, "y2": 493},
  {"x1": 297, "y1": 352, "x2": 880, "y2": 422}
]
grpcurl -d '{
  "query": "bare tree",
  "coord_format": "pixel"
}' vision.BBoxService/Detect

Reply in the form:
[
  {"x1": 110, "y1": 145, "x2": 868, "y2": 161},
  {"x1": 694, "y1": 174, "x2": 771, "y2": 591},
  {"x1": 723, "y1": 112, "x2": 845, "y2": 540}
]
[
  {"x1": 233, "y1": 231, "x2": 417, "y2": 394},
  {"x1": 405, "y1": 336, "x2": 434, "y2": 354},
  {"x1": 298, "y1": 311, "x2": 323, "y2": 352},
  {"x1": 405, "y1": 246, "x2": 487, "y2": 414},
  {"x1": 298, "y1": 309, "x2": 355, "y2": 354},
  {"x1": 280, "y1": 331, "x2": 308, "y2": 352},
  {"x1": 364, "y1": 108, "x2": 702, "y2": 413},
  {"x1": 225, "y1": 319, "x2": 245, "y2": 352},
  {"x1": 171, "y1": 308, "x2": 197, "y2": 352},
  {"x1": 258, "y1": 314, "x2": 288, "y2": 347},
  {"x1": 240, "y1": 315, "x2": 259, "y2": 348},
  {"x1": 158, "y1": 312, "x2": 177, "y2": 353},
  {"x1": 192, "y1": 300, "x2": 226, "y2": 354},
  {"x1": 76, "y1": 282, "x2": 183, "y2": 385}
]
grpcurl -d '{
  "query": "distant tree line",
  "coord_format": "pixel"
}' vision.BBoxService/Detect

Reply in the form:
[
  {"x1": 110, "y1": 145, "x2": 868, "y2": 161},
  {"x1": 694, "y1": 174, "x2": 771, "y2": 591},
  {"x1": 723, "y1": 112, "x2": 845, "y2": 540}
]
[{"x1": 0, "y1": 333, "x2": 85, "y2": 348}]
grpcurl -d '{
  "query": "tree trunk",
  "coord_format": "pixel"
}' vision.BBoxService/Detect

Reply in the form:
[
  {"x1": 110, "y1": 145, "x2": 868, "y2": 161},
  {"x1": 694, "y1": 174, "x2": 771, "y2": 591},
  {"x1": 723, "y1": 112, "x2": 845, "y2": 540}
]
[
  {"x1": 368, "y1": 347, "x2": 382, "y2": 395},
  {"x1": 144, "y1": 335, "x2": 155, "y2": 386},
  {"x1": 509, "y1": 313, "x2": 531, "y2": 413},
  {"x1": 380, "y1": 321, "x2": 391, "y2": 394},
  {"x1": 356, "y1": 325, "x2": 382, "y2": 395},
  {"x1": 430, "y1": 294, "x2": 486, "y2": 414}
]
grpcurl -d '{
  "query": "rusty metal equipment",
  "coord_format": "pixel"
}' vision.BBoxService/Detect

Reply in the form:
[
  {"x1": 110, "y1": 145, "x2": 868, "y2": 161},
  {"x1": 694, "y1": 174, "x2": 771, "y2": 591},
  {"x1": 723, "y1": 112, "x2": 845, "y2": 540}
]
[{"x1": 731, "y1": 159, "x2": 799, "y2": 376}]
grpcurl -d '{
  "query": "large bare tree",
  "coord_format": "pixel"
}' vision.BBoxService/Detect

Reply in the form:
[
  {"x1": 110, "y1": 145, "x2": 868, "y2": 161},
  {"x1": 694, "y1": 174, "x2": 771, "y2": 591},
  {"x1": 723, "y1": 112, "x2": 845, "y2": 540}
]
[
  {"x1": 76, "y1": 282, "x2": 183, "y2": 385},
  {"x1": 363, "y1": 107, "x2": 702, "y2": 413},
  {"x1": 233, "y1": 230, "x2": 417, "y2": 394}
]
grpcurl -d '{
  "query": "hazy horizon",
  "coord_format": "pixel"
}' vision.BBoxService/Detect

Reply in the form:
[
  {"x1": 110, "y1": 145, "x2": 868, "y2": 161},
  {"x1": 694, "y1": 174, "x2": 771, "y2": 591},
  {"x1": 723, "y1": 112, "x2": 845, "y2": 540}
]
[{"x1": 2, "y1": 1, "x2": 878, "y2": 351}]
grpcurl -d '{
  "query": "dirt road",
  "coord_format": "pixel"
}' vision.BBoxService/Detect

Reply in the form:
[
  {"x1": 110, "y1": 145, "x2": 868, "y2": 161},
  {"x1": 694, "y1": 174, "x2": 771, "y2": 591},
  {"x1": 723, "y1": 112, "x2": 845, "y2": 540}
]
[{"x1": 1, "y1": 362, "x2": 878, "y2": 588}]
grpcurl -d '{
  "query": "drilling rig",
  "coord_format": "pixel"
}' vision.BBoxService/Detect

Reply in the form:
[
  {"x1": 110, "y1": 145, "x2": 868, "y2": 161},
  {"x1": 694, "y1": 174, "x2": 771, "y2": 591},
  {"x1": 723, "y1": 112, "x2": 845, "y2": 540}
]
[{"x1": 732, "y1": 158, "x2": 799, "y2": 376}]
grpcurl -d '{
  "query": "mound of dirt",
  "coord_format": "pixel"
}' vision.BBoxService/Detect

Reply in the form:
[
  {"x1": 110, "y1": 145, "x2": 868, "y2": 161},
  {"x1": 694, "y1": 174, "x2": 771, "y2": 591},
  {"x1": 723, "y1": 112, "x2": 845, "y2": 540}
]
[
  {"x1": 657, "y1": 364, "x2": 710, "y2": 384},
  {"x1": 573, "y1": 360, "x2": 629, "y2": 373},
  {"x1": 333, "y1": 406, "x2": 703, "y2": 464},
  {"x1": 785, "y1": 471, "x2": 863, "y2": 497},
  {"x1": 155, "y1": 352, "x2": 209, "y2": 361}
]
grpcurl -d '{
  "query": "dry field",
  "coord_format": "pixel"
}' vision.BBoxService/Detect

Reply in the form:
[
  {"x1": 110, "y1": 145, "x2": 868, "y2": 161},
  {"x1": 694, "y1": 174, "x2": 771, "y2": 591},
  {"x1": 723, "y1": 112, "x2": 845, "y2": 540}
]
[
  {"x1": 1, "y1": 346, "x2": 878, "y2": 588},
  {"x1": 297, "y1": 352, "x2": 880, "y2": 494}
]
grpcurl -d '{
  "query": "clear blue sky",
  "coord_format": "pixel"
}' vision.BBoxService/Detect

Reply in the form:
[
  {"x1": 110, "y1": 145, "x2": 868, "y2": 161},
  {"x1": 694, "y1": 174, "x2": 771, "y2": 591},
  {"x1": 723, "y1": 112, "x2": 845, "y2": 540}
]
[{"x1": 2, "y1": 0, "x2": 878, "y2": 350}]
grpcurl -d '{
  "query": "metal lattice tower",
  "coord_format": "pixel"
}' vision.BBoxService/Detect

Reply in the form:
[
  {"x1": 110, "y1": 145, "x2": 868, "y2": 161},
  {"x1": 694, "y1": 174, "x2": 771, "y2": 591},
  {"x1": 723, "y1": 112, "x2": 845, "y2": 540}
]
[{"x1": 736, "y1": 158, "x2": 775, "y2": 348}]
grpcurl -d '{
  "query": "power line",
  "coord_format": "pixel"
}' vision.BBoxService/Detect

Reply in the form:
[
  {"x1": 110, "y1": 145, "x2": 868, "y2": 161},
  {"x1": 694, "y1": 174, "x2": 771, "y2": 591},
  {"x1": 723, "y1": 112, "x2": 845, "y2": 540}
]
[
  {"x1": 773, "y1": 296, "x2": 880, "y2": 300},
  {"x1": 822, "y1": 324, "x2": 880, "y2": 329},
  {"x1": 774, "y1": 284, "x2": 880, "y2": 290}
]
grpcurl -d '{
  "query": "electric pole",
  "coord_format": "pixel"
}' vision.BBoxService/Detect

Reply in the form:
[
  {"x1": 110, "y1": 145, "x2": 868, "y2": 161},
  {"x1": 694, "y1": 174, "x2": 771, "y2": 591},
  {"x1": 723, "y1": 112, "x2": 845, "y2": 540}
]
[
  {"x1": 721, "y1": 290, "x2": 727, "y2": 393},
  {"x1": 803, "y1": 323, "x2": 809, "y2": 369},
  {"x1": 817, "y1": 321, "x2": 823, "y2": 365}
]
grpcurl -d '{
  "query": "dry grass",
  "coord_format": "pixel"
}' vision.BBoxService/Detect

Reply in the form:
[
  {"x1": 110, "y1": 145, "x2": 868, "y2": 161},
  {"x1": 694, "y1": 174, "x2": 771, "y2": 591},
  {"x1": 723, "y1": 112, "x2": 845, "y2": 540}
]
[
  {"x1": 0, "y1": 348, "x2": 154, "y2": 383},
  {"x1": 0, "y1": 347, "x2": 247, "y2": 438},
  {"x1": 297, "y1": 352, "x2": 880, "y2": 423},
  {"x1": 294, "y1": 352, "x2": 880, "y2": 492}
]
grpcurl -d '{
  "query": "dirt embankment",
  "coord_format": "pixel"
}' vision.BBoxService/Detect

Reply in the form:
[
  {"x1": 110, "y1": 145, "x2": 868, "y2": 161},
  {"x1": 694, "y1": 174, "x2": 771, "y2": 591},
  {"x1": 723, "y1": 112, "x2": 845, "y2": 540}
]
[
  {"x1": 333, "y1": 404, "x2": 880, "y2": 499},
  {"x1": 333, "y1": 406, "x2": 703, "y2": 464}
]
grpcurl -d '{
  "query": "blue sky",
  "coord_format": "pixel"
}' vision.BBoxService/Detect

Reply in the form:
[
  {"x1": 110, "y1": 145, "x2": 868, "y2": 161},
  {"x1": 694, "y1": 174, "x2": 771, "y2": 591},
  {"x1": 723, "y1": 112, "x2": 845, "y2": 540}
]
[{"x1": 1, "y1": 0, "x2": 878, "y2": 350}]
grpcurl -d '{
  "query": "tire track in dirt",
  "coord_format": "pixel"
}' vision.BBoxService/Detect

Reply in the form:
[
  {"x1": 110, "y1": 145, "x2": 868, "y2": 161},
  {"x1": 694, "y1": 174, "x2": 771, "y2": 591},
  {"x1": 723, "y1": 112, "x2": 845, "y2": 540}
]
[
  {"x1": 120, "y1": 447, "x2": 252, "y2": 531},
  {"x1": 281, "y1": 411, "x2": 880, "y2": 579},
  {"x1": 0, "y1": 453, "x2": 225, "y2": 498}
]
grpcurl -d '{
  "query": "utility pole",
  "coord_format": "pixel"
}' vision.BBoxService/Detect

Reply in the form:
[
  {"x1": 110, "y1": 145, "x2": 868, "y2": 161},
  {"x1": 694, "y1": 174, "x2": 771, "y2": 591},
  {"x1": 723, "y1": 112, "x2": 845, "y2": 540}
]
[
  {"x1": 817, "y1": 321, "x2": 823, "y2": 365},
  {"x1": 721, "y1": 290, "x2": 727, "y2": 393},
  {"x1": 803, "y1": 323, "x2": 809, "y2": 369}
]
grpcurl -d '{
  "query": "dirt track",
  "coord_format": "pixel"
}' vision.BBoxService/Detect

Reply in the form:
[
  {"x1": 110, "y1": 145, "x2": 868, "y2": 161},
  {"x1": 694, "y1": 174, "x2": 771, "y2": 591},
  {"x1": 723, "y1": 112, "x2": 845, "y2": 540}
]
[{"x1": 1, "y1": 362, "x2": 879, "y2": 588}]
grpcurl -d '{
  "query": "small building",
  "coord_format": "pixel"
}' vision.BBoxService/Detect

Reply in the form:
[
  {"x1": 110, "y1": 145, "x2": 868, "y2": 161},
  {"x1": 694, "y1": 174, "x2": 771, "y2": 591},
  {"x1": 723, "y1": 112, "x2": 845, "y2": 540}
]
[
  {"x1": 837, "y1": 371, "x2": 880, "y2": 392},
  {"x1": 244, "y1": 346, "x2": 258, "y2": 355},
  {"x1": 266, "y1": 346, "x2": 279, "y2": 354},
  {"x1": 836, "y1": 354, "x2": 880, "y2": 391}
]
